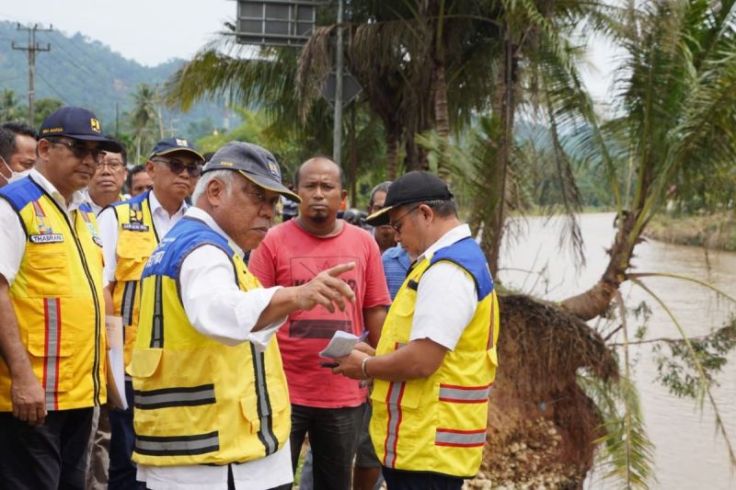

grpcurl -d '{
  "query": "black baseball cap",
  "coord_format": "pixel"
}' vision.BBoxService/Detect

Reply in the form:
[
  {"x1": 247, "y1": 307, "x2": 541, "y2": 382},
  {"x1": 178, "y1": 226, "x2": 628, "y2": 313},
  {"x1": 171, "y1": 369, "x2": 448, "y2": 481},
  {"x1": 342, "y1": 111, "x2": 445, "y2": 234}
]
[
  {"x1": 203, "y1": 141, "x2": 300, "y2": 202},
  {"x1": 149, "y1": 137, "x2": 204, "y2": 162},
  {"x1": 39, "y1": 106, "x2": 122, "y2": 152},
  {"x1": 366, "y1": 171, "x2": 453, "y2": 226}
]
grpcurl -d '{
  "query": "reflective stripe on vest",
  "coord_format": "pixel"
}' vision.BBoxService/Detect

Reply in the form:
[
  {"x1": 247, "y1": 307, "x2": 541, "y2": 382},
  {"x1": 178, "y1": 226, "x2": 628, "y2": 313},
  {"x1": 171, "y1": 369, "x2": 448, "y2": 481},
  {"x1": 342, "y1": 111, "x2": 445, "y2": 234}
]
[
  {"x1": 151, "y1": 275, "x2": 164, "y2": 348},
  {"x1": 0, "y1": 177, "x2": 106, "y2": 411},
  {"x1": 121, "y1": 281, "x2": 137, "y2": 327},
  {"x1": 252, "y1": 345, "x2": 278, "y2": 455},
  {"x1": 130, "y1": 217, "x2": 291, "y2": 466},
  {"x1": 435, "y1": 428, "x2": 486, "y2": 447},
  {"x1": 370, "y1": 240, "x2": 498, "y2": 478},
  {"x1": 134, "y1": 384, "x2": 216, "y2": 410},
  {"x1": 43, "y1": 298, "x2": 61, "y2": 410},
  {"x1": 383, "y1": 380, "x2": 406, "y2": 468},
  {"x1": 438, "y1": 383, "x2": 492, "y2": 404},
  {"x1": 136, "y1": 431, "x2": 220, "y2": 457}
]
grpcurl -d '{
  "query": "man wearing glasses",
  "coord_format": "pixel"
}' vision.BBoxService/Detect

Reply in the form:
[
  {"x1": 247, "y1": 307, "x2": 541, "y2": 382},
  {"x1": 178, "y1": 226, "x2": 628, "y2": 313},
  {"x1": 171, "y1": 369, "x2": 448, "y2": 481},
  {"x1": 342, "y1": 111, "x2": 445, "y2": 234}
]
[
  {"x1": 84, "y1": 145, "x2": 128, "y2": 215},
  {"x1": 333, "y1": 171, "x2": 500, "y2": 490},
  {"x1": 81, "y1": 143, "x2": 128, "y2": 489},
  {"x1": 96, "y1": 136, "x2": 204, "y2": 489},
  {"x1": 0, "y1": 106, "x2": 122, "y2": 488}
]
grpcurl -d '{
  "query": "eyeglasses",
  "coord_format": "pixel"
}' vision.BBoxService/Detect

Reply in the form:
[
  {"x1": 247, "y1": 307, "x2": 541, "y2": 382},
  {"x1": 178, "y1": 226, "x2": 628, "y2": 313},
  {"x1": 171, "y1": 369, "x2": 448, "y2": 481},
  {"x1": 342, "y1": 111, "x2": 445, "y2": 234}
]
[
  {"x1": 48, "y1": 138, "x2": 104, "y2": 163},
  {"x1": 152, "y1": 158, "x2": 202, "y2": 177},
  {"x1": 244, "y1": 186, "x2": 280, "y2": 211},
  {"x1": 98, "y1": 159, "x2": 126, "y2": 172},
  {"x1": 389, "y1": 204, "x2": 421, "y2": 233}
]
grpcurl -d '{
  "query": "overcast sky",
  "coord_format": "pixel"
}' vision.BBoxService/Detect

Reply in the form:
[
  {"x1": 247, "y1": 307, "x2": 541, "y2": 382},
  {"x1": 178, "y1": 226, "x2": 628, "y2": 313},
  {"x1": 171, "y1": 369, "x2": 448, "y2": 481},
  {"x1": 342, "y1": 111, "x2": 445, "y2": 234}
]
[
  {"x1": 1, "y1": 1, "x2": 618, "y2": 103},
  {"x1": 0, "y1": 1, "x2": 234, "y2": 66}
]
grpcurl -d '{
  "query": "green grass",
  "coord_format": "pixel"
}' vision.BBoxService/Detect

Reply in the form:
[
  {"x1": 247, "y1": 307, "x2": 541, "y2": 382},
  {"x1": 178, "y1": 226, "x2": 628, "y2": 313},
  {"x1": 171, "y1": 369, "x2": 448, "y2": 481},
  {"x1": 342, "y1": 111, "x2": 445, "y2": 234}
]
[{"x1": 645, "y1": 211, "x2": 736, "y2": 251}]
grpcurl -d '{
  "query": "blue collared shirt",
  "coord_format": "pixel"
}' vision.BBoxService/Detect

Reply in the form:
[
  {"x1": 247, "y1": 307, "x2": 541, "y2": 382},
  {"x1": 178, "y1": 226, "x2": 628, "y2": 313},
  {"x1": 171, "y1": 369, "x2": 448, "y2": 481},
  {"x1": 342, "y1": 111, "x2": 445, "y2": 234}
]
[{"x1": 382, "y1": 245, "x2": 412, "y2": 300}]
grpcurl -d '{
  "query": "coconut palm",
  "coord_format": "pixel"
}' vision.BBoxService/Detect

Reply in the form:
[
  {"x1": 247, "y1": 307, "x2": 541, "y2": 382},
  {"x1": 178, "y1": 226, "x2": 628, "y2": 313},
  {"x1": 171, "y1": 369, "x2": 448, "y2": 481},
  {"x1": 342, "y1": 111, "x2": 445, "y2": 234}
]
[
  {"x1": 555, "y1": 0, "x2": 736, "y2": 474},
  {"x1": 129, "y1": 83, "x2": 164, "y2": 161},
  {"x1": 164, "y1": 26, "x2": 386, "y2": 182}
]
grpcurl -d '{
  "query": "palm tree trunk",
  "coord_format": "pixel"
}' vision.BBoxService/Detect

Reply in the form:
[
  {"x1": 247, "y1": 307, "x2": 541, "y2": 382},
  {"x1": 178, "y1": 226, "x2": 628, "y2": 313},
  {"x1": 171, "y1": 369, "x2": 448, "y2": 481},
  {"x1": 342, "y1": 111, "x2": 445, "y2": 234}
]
[
  {"x1": 386, "y1": 130, "x2": 399, "y2": 180},
  {"x1": 434, "y1": 60, "x2": 452, "y2": 183},
  {"x1": 349, "y1": 104, "x2": 358, "y2": 206},
  {"x1": 431, "y1": 0, "x2": 451, "y2": 182},
  {"x1": 482, "y1": 35, "x2": 515, "y2": 277},
  {"x1": 561, "y1": 211, "x2": 639, "y2": 320}
]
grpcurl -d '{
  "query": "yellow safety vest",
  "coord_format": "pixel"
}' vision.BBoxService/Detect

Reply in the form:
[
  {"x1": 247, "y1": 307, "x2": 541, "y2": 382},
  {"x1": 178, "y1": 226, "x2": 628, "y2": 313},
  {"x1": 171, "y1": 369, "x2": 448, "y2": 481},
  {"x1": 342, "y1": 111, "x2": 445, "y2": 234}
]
[
  {"x1": 108, "y1": 191, "x2": 158, "y2": 367},
  {"x1": 129, "y1": 217, "x2": 290, "y2": 466},
  {"x1": 370, "y1": 237, "x2": 499, "y2": 478},
  {"x1": 0, "y1": 176, "x2": 107, "y2": 411}
]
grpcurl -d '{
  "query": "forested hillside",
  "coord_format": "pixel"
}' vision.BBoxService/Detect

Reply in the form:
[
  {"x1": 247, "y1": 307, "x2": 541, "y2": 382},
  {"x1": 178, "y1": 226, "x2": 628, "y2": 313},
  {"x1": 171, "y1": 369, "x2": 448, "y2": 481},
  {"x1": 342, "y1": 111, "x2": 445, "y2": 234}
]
[{"x1": 0, "y1": 20, "x2": 228, "y2": 133}]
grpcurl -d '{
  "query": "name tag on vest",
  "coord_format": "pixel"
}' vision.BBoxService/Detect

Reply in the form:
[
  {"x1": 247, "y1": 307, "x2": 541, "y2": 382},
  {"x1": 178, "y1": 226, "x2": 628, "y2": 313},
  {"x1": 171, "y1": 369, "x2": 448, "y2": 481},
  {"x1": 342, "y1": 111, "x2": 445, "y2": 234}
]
[
  {"x1": 122, "y1": 223, "x2": 150, "y2": 232},
  {"x1": 30, "y1": 233, "x2": 64, "y2": 244}
]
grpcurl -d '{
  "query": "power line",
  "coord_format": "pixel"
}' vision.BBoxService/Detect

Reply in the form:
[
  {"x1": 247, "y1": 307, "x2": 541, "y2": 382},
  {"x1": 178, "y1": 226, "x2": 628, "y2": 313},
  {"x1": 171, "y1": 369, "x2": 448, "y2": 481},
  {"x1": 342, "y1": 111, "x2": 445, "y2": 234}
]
[
  {"x1": 43, "y1": 40, "x2": 103, "y2": 82},
  {"x1": 11, "y1": 22, "x2": 52, "y2": 125},
  {"x1": 35, "y1": 71, "x2": 68, "y2": 103},
  {"x1": 0, "y1": 75, "x2": 23, "y2": 85}
]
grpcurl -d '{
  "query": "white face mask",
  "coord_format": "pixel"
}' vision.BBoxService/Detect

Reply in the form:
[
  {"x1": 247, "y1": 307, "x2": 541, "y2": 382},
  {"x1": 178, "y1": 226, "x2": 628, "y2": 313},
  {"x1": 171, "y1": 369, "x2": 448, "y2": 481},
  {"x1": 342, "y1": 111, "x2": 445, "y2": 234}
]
[{"x1": 0, "y1": 155, "x2": 26, "y2": 185}]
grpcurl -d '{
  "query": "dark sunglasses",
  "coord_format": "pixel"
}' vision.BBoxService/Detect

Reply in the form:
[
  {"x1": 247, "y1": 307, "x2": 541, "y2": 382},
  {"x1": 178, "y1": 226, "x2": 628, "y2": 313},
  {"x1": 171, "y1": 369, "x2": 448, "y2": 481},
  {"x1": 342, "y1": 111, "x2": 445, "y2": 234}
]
[
  {"x1": 47, "y1": 138, "x2": 105, "y2": 163},
  {"x1": 152, "y1": 158, "x2": 202, "y2": 177}
]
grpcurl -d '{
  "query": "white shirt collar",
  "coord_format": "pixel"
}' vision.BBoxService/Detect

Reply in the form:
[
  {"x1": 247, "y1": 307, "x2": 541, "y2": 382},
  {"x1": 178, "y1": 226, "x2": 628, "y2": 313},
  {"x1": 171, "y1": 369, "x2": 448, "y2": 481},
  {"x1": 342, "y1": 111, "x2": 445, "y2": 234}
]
[
  {"x1": 148, "y1": 189, "x2": 188, "y2": 217},
  {"x1": 185, "y1": 207, "x2": 245, "y2": 256},
  {"x1": 418, "y1": 223, "x2": 472, "y2": 262},
  {"x1": 29, "y1": 168, "x2": 85, "y2": 212}
]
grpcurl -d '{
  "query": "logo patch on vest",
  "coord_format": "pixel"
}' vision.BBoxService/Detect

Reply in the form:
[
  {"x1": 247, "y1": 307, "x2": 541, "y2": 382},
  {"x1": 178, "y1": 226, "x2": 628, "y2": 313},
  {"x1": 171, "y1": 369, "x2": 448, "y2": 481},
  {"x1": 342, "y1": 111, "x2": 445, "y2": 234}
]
[
  {"x1": 122, "y1": 222, "x2": 150, "y2": 232},
  {"x1": 30, "y1": 233, "x2": 64, "y2": 244}
]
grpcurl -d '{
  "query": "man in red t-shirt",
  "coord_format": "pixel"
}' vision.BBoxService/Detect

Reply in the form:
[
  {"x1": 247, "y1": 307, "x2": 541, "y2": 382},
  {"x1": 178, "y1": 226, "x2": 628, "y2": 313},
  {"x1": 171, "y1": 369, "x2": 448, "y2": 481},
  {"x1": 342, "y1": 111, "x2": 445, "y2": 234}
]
[{"x1": 249, "y1": 157, "x2": 390, "y2": 490}]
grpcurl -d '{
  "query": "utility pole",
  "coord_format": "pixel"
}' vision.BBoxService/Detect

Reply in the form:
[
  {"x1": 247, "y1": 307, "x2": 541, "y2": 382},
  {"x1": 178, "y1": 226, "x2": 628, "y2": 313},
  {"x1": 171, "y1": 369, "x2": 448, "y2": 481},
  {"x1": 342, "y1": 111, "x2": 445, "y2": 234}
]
[
  {"x1": 12, "y1": 23, "x2": 52, "y2": 126},
  {"x1": 332, "y1": 0, "x2": 344, "y2": 167}
]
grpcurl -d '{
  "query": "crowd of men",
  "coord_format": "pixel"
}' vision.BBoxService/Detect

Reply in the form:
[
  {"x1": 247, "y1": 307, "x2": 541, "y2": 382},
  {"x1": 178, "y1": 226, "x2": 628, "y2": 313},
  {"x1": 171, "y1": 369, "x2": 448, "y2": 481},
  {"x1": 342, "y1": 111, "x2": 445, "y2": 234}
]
[{"x1": 0, "y1": 106, "x2": 500, "y2": 490}]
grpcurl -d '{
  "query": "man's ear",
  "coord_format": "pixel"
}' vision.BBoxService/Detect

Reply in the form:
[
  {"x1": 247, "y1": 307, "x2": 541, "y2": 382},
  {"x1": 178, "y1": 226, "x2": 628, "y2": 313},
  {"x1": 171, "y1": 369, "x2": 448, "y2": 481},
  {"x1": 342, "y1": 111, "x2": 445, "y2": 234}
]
[
  {"x1": 419, "y1": 203, "x2": 433, "y2": 222},
  {"x1": 206, "y1": 178, "x2": 226, "y2": 207},
  {"x1": 36, "y1": 138, "x2": 51, "y2": 160},
  {"x1": 144, "y1": 160, "x2": 155, "y2": 176}
]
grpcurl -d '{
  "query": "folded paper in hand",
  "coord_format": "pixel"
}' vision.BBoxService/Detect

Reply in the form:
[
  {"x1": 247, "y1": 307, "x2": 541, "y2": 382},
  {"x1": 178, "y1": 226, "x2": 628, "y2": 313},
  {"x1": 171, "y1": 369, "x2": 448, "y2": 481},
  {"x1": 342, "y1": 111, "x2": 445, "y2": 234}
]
[
  {"x1": 319, "y1": 330, "x2": 368, "y2": 358},
  {"x1": 106, "y1": 315, "x2": 128, "y2": 410}
]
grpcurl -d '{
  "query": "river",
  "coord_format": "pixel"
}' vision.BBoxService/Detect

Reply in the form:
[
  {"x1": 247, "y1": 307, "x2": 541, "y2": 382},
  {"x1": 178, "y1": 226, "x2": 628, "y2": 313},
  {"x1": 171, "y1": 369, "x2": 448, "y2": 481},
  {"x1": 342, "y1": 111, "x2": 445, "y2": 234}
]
[{"x1": 499, "y1": 212, "x2": 736, "y2": 490}]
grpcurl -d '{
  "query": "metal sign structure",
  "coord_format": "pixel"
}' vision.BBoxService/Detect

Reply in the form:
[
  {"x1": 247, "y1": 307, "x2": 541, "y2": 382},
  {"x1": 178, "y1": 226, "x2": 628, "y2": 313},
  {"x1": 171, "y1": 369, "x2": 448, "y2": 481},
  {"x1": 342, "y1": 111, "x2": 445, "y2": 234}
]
[
  {"x1": 235, "y1": 0, "x2": 326, "y2": 47},
  {"x1": 322, "y1": 70, "x2": 362, "y2": 108}
]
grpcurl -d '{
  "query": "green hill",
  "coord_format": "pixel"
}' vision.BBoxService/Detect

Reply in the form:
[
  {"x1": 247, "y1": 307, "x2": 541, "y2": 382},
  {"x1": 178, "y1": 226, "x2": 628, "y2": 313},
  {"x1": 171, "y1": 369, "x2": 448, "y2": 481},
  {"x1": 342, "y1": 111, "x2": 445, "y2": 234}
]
[{"x1": 0, "y1": 20, "x2": 228, "y2": 134}]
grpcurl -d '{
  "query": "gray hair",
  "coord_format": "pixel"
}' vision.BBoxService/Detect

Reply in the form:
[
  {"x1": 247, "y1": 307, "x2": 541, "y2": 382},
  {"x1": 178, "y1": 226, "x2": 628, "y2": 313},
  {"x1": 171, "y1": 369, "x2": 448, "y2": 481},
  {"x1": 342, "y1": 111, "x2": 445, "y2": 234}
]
[
  {"x1": 369, "y1": 181, "x2": 392, "y2": 209},
  {"x1": 421, "y1": 199, "x2": 457, "y2": 217},
  {"x1": 191, "y1": 169, "x2": 235, "y2": 204}
]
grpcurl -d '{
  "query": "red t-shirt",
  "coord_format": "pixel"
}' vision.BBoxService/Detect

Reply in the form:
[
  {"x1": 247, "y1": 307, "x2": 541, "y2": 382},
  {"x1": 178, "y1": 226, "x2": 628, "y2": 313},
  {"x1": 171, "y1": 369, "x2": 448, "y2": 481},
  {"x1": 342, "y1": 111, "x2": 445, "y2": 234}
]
[{"x1": 248, "y1": 219, "x2": 391, "y2": 408}]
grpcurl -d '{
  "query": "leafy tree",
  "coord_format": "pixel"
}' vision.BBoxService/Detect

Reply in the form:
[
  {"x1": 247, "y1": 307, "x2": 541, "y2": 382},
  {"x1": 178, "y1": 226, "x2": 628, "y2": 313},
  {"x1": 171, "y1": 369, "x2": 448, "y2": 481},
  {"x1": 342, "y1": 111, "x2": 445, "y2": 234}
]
[
  {"x1": 0, "y1": 90, "x2": 25, "y2": 123},
  {"x1": 33, "y1": 98, "x2": 64, "y2": 128}
]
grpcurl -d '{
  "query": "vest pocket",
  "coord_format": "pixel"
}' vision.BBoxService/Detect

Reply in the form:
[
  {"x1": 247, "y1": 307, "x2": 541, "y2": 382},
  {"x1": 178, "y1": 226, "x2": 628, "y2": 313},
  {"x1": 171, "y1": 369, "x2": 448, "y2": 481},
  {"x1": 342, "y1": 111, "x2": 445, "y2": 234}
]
[
  {"x1": 240, "y1": 382, "x2": 289, "y2": 434},
  {"x1": 128, "y1": 348, "x2": 162, "y2": 378},
  {"x1": 115, "y1": 256, "x2": 147, "y2": 282},
  {"x1": 24, "y1": 249, "x2": 72, "y2": 297},
  {"x1": 115, "y1": 232, "x2": 154, "y2": 281}
]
